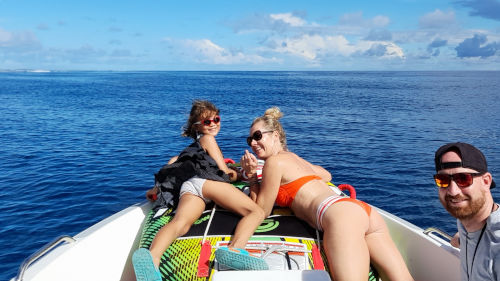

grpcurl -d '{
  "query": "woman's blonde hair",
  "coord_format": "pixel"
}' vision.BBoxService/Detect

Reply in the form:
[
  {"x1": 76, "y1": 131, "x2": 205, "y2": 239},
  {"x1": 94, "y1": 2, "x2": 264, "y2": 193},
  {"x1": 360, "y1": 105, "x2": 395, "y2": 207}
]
[
  {"x1": 182, "y1": 100, "x2": 219, "y2": 139},
  {"x1": 252, "y1": 107, "x2": 287, "y2": 150}
]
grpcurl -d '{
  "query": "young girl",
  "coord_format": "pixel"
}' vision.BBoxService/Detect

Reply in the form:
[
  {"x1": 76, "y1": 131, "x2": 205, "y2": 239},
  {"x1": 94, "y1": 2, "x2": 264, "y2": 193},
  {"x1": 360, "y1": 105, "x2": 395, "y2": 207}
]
[{"x1": 132, "y1": 100, "x2": 265, "y2": 281}]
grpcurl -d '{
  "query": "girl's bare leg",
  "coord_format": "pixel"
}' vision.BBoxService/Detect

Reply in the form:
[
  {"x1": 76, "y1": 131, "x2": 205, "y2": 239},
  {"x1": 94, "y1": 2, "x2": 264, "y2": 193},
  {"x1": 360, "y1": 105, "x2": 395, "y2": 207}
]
[
  {"x1": 202, "y1": 180, "x2": 265, "y2": 248},
  {"x1": 149, "y1": 194, "x2": 205, "y2": 267}
]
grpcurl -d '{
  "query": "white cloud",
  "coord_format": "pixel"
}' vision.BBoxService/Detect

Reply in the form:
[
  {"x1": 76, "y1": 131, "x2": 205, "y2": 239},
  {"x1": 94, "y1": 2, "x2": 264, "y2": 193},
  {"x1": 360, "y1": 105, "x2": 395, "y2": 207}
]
[
  {"x1": 0, "y1": 28, "x2": 11, "y2": 42},
  {"x1": 353, "y1": 40, "x2": 406, "y2": 59},
  {"x1": 270, "y1": 13, "x2": 307, "y2": 27},
  {"x1": 373, "y1": 15, "x2": 391, "y2": 27},
  {"x1": 272, "y1": 34, "x2": 352, "y2": 60},
  {"x1": 339, "y1": 12, "x2": 390, "y2": 28},
  {"x1": 222, "y1": 11, "x2": 406, "y2": 67},
  {"x1": 110, "y1": 49, "x2": 132, "y2": 57},
  {"x1": 419, "y1": 9, "x2": 456, "y2": 29},
  {"x1": 167, "y1": 38, "x2": 277, "y2": 65},
  {"x1": 0, "y1": 27, "x2": 40, "y2": 50},
  {"x1": 378, "y1": 42, "x2": 406, "y2": 58},
  {"x1": 228, "y1": 12, "x2": 319, "y2": 35},
  {"x1": 269, "y1": 34, "x2": 405, "y2": 61},
  {"x1": 184, "y1": 39, "x2": 227, "y2": 63},
  {"x1": 63, "y1": 45, "x2": 106, "y2": 62},
  {"x1": 339, "y1": 12, "x2": 364, "y2": 25}
]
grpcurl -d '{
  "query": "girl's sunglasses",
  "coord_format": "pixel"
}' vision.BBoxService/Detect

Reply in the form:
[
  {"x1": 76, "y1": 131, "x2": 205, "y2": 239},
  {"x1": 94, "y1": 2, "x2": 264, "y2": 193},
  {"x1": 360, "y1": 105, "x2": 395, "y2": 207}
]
[
  {"x1": 246, "y1": 130, "x2": 273, "y2": 146},
  {"x1": 433, "y1": 172, "x2": 484, "y2": 188},
  {"x1": 195, "y1": 116, "x2": 220, "y2": 126}
]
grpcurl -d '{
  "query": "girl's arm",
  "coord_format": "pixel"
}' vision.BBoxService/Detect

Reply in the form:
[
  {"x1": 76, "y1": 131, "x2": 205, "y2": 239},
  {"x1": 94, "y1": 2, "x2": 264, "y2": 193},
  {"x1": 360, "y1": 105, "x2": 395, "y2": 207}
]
[
  {"x1": 199, "y1": 135, "x2": 238, "y2": 181},
  {"x1": 255, "y1": 156, "x2": 282, "y2": 217}
]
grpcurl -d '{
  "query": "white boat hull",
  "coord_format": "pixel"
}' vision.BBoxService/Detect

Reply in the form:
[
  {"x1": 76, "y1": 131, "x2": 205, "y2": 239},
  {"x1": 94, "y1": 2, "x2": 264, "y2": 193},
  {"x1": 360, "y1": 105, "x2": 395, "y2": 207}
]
[
  {"x1": 15, "y1": 203, "x2": 149, "y2": 281},
  {"x1": 12, "y1": 202, "x2": 460, "y2": 281},
  {"x1": 377, "y1": 207, "x2": 460, "y2": 281}
]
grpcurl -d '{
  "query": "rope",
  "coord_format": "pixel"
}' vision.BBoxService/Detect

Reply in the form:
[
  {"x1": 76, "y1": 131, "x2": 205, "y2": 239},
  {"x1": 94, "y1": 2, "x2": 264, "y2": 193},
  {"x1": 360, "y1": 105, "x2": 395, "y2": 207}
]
[
  {"x1": 197, "y1": 205, "x2": 217, "y2": 277},
  {"x1": 315, "y1": 229, "x2": 321, "y2": 250},
  {"x1": 202, "y1": 205, "x2": 217, "y2": 243},
  {"x1": 312, "y1": 229, "x2": 325, "y2": 270}
]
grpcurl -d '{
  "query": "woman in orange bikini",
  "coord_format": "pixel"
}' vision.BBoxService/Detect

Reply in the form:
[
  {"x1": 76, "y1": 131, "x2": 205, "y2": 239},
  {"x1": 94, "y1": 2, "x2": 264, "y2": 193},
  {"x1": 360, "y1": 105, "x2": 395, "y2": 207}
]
[{"x1": 220, "y1": 107, "x2": 414, "y2": 281}]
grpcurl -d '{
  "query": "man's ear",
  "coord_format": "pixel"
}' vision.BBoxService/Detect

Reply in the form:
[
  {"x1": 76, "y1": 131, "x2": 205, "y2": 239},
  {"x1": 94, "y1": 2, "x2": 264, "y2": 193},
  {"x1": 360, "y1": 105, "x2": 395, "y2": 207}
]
[{"x1": 482, "y1": 172, "x2": 493, "y2": 190}]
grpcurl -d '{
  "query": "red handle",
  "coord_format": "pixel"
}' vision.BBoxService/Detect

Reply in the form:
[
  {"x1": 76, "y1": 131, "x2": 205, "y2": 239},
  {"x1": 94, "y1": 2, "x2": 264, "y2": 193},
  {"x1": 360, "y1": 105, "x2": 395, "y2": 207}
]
[{"x1": 337, "y1": 184, "x2": 356, "y2": 199}]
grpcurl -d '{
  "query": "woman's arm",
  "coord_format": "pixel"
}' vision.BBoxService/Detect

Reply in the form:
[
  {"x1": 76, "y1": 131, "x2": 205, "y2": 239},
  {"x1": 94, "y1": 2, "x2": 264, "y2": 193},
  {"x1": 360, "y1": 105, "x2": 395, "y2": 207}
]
[
  {"x1": 240, "y1": 150, "x2": 258, "y2": 179},
  {"x1": 167, "y1": 155, "x2": 178, "y2": 165},
  {"x1": 199, "y1": 135, "x2": 238, "y2": 181},
  {"x1": 255, "y1": 156, "x2": 282, "y2": 217},
  {"x1": 310, "y1": 164, "x2": 332, "y2": 182},
  {"x1": 146, "y1": 155, "x2": 178, "y2": 201},
  {"x1": 146, "y1": 186, "x2": 159, "y2": 201}
]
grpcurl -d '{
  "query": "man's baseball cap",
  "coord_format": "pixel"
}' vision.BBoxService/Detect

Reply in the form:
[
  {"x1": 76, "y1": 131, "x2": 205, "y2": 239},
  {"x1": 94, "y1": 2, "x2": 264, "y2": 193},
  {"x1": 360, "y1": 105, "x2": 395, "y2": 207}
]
[{"x1": 435, "y1": 142, "x2": 495, "y2": 189}]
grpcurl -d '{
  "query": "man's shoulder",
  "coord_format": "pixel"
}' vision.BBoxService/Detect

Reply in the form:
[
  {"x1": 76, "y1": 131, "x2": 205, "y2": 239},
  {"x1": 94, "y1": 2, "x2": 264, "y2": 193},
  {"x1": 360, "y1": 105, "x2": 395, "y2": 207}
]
[{"x1": 488, "y1": 207, "x2": 500, "y2": 230}]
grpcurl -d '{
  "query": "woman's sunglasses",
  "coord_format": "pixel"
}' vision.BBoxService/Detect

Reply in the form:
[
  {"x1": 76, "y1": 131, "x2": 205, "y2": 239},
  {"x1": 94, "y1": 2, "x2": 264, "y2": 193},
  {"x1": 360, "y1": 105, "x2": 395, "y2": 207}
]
[
  {"x1": 433, "y1": 172, "x2": 484, "y2": 188},
  {"x1": 246, "y1": 130, "x2": 273, "y2": 146},
  {"x1": 195, "y1": 116, "x2": 220, "y2": 126}
]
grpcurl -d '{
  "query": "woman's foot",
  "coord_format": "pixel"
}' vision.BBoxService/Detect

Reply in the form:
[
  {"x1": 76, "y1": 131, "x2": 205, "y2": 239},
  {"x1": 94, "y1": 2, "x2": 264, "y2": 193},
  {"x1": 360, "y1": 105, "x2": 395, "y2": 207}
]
[{"x1": 215, "y1": 247, "x2": 269, "y2": 270}]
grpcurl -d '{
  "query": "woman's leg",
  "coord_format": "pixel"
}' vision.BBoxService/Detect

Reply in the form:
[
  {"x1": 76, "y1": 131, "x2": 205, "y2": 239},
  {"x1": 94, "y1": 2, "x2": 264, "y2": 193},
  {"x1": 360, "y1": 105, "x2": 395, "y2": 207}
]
[
  {"x1": 321, "y1": 201, "x2": 370, "y2": 281},
  {"x1": 202, "y1": 180, "x2": 265, "y2": 249},
  {"x1": 365, "y1": 210, "x2": 414, "y2": 281},
  {"x1": 149, "y1": 194, "x2": 206, "y2": 267},
  {"x1": 321, "y1": 201, "x2": 414, "y2": 281}
]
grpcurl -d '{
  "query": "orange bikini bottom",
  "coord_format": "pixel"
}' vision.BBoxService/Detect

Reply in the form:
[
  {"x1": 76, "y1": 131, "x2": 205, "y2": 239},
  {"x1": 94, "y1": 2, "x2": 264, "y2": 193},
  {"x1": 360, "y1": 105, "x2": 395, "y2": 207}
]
[{"x1": 316, "y1": 196, "x2": 372, "y2": 231}]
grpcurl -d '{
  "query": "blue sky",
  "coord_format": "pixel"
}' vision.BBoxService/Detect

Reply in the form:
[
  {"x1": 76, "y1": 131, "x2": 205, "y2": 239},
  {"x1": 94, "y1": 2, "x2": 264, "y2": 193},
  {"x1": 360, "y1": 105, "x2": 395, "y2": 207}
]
[{"x1": 1, "y1": 0, "x2": 499, "y2": 70}]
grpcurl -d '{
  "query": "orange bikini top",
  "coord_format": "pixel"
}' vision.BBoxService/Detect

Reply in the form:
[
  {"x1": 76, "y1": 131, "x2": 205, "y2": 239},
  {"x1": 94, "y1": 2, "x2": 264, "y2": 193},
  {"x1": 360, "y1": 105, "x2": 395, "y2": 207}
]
[{"x1": 275, "y1": 175, "x2": 322, "y2": 207}]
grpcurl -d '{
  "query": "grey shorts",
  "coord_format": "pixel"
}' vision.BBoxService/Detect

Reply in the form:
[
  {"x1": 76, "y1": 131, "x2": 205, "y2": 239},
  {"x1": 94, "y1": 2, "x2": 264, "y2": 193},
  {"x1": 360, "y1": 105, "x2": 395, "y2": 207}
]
[{"x1": 179, "y1": 177, "x2": 210, "y2": 203}]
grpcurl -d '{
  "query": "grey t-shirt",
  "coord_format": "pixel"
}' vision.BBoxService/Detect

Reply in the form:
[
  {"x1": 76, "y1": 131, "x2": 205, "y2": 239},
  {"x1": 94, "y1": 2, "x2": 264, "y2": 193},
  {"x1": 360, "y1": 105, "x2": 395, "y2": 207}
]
[{"x1": 458, "y1": 204, "x2": 500, "y2": 281}]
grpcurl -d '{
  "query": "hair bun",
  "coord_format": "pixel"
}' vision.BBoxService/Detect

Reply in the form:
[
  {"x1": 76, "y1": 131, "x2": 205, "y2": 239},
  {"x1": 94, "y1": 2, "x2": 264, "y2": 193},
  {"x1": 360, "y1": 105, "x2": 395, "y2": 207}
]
[{"x1": 264, "y1": 106, "x2": 283, "y2": 120}]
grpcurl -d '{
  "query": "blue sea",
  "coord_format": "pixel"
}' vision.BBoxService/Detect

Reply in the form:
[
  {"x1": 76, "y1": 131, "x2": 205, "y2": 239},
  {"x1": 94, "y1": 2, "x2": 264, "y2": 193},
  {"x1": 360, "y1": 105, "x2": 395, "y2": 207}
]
[{"x1": 1, "y1": 71, "x2": 499, "y2": 280}]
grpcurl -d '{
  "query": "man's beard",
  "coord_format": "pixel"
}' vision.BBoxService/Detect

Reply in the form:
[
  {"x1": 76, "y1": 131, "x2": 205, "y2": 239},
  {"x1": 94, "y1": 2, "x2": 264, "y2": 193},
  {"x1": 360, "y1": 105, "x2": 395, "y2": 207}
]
[{"x1": 440, "y1": 192, "x2": 486, "y2": 220}]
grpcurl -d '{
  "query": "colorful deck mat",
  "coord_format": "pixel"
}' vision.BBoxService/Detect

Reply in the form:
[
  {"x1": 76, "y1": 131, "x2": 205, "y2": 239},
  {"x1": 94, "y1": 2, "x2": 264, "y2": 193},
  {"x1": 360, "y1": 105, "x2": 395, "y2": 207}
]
[{"x1": 137, "y1": 183, "x2": 379, "y2": 281}]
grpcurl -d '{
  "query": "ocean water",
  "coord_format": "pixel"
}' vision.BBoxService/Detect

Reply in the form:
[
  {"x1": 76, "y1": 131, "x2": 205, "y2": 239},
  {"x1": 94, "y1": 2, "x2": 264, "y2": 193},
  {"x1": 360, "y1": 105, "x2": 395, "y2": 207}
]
[{"x1": 1, "y1": 71, "x2": 499, "y2": 280}]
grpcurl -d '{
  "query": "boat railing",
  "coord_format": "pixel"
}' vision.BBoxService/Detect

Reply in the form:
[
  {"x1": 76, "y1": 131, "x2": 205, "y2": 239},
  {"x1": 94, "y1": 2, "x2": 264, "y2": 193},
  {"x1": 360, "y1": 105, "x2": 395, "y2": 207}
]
[
  {"x1": 14, "y1": 235, "x2": 76, "y2": 281},
  {"x1": 423, "y1": 227, "x2": 453, "y2": 242}
]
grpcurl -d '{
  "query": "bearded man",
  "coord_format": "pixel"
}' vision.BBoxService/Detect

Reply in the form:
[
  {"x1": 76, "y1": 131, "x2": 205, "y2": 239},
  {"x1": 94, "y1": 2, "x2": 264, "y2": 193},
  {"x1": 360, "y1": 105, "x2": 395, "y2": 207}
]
[{"x1": 434, "y1": 142, "x2": 498, "y2": 281}]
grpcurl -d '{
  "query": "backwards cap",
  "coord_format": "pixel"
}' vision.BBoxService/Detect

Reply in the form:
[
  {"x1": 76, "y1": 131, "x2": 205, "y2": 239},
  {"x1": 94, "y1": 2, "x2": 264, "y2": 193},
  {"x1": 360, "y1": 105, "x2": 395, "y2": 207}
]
[{"x1": 435, "y1": 142, "x2": 495, "y2": 189}]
